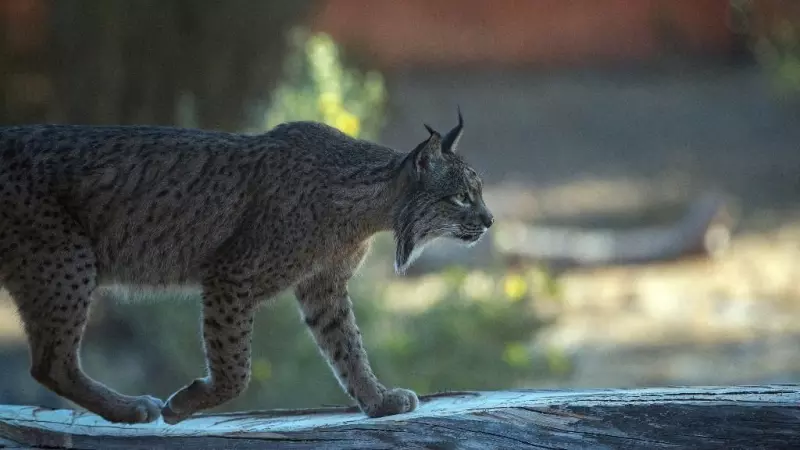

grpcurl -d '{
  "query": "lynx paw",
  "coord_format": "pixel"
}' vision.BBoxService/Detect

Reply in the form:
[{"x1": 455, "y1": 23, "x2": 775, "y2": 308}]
[
  {"x1": 161, "y1": 378, "x2": 210, "y2": 425},
  {"x1": 99, "y1": 395, "x2": 164, "y2": 424},
  {"x1": 363, "y1": 388, "x2": 419, "y2": 418},
  {"x1": 160, "y1": 402, "x2": 185, "y2": 425},
  {"x1": 130, "y1": 395, "x2": 165, "y2": 423}
]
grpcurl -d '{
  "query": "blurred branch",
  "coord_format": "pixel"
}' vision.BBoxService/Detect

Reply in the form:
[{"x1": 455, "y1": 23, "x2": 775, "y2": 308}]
[{"x1": 495, "y1": 193, "x2": 734, "y2": 269}]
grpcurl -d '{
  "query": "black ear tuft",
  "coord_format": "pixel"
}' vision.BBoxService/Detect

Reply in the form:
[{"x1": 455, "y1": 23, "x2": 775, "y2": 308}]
[
  {"x1": 442, "y1": 107, "x2": 464, "y2": 154},
  {"x1": 424, "y1": 123, "x2": 437, "y2": 136}
]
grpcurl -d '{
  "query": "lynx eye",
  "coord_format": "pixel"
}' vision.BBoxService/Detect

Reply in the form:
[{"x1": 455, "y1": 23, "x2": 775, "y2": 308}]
[{"x1": 450, "y1": 192, "x2": 471, "y2": 207}]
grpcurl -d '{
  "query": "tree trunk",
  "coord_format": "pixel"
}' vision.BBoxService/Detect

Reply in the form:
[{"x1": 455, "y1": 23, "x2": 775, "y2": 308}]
[{"x1": 2, "y1": 0, "x2": 317, "y2": 130}]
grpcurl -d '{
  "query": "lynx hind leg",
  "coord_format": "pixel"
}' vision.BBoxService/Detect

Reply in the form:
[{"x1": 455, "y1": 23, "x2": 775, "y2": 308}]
[
  {"x1": 295, "y1": 246, "x2": 418, "y2": 418},
  {"x1": 162, "y1": 274, "x2": 257, "y2": 424},
  {"x1": 0, "y1": 216, "x2": 163, "y2": 424}
]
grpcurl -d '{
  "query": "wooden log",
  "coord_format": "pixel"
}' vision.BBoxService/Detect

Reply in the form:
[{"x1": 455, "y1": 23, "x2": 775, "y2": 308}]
[{"x1": 1, "y1": 385, "x2": 798, "y2": 449}]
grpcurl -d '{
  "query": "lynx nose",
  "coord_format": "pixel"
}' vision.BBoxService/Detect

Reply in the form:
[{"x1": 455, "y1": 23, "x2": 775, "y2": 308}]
[{"x1": 481, "y1": 212, "x2": 494, "y2": 229}]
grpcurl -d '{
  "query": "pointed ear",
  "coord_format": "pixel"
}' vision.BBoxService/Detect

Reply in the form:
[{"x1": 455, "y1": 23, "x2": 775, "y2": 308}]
[
  {"x1": 409, "y1": 126, "x2": 442, "y2": 176},
  {"x1": 442, "y1": 107, "x2": 464, "y2": 154}
]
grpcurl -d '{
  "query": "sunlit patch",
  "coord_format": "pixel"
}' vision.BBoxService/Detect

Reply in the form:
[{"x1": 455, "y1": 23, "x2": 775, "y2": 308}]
[
  {"x1": 502, "y1": 341, "x2": 531, "y2": 368},
  {"x1": 460, "y1": 270, "x2": 495, "y2": 300},
  {"x1": 334, "y1": 111, "x2": 361, "y2": 137},
  {"x1": 545, "y1": 346, "x2": 573, "y2": 375},
  {"x1": 251, "y1": 358, "x2": 273, "y2": 382},
  {"x1": 0, "y1": 292, "x2": 24, "y2": 343},
  {"x1": 503, "y1": 274, "x2": 528, "y2": 301},
  {"x1": 383, "y1": 276, "x2": 450, "y2": 312}
]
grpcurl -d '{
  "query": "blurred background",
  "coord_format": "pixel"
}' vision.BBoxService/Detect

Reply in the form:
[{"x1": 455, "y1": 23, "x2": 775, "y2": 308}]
[{"x1": 2, "y1": 0, "x2": 800, "y2": 413}]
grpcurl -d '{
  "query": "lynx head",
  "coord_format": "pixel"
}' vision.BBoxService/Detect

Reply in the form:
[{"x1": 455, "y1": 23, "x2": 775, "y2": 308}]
[{"x1": 393, "y1": 110, "x2": 494, "y2": 274}]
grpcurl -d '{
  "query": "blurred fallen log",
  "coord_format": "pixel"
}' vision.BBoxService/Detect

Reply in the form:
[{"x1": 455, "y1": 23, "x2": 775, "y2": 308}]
[
  {"x1": 1, "y1": 385, "x2": 797, "y2": 449},
  {"x1": 495, "y1": 192, "x2": 733, "y2": 268},
  {"x1": 405, "y1": 192, "x2": 734, "y2": 276}
]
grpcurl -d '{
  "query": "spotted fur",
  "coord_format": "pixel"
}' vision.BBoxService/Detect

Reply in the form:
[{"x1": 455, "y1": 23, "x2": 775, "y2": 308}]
[{"x1": 0, "y1": 112, "x2": 493, "y2": 424}]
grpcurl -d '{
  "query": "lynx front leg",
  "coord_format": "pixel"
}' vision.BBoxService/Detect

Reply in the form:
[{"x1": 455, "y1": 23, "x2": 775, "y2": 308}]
[
  {"x1": 295, "y1": 252, "x2": 418, "y2": 418},
  {"x1": 162, "y1": 275, "x2": 257, "y2": 424}
]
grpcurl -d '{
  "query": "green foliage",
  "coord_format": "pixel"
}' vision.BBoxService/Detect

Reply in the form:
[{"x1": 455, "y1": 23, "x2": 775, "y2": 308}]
[
  {"x1": 260, "y1": 29, "x2": 387, "y2": 140},
  {"x1": 731, "y1": 0, "x2": 800, "y2": 97},
  {"x1": 365, "y1": 295, "x2": 550, "y2": 394},
  {"x1": 755, "y1": 21, "x2": 800, "y2": 96}
]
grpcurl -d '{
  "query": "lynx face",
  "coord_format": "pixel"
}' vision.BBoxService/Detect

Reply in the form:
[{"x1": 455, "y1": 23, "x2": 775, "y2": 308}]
[{"x1": 393, "y1": 112, "x2": 494, "y2": 274}]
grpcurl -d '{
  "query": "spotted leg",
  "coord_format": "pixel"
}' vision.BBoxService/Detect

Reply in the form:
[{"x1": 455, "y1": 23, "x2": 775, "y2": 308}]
[{"x1": 294, "y1": 245, "x2": 418, "y2": 417}]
